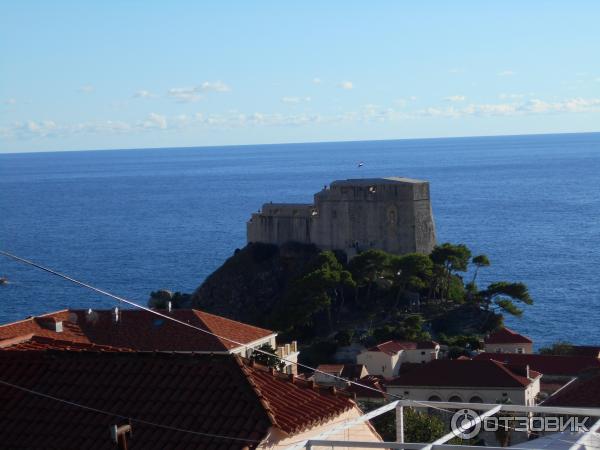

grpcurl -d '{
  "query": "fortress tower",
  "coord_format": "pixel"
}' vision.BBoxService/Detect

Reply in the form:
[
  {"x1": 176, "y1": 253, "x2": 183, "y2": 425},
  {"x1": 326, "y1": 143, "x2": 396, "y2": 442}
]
[{"x1": 247, "y1": 177, "x2": 436, "y2": 256}]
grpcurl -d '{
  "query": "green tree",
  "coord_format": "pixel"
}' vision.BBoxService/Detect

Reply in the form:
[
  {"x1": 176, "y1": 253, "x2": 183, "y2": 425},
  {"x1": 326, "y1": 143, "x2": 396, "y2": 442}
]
[
  {"x1": 539, "y1": 340, "x2": 574, "y2": 355},
  {"x1": 389, "y1": 253, "x2": 433, "y2": 306},
  {"x1": 429, "y1": 243, "x2": 472, "y2": 301},
  {"x1": 365, "y1": 404, "x2": 445, "y2": 443},
  {"x1": 349, "y1": 249, "x2": 391, "y2": 305},
  {"x1": 471, "y1": 254, "x2": 490, "y2": 285},
  {"x1": 249, "y1": 343, "x2": 285, "y2": 370},
  {"x1": 478, "y1": 282, "x2": 533, "y2": 317}
]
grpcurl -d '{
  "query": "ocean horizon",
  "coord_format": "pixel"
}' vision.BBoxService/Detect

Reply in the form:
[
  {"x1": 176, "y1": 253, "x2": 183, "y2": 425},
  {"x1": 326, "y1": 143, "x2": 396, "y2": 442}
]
[{"x1": 1, "y1": 131, "x2": 599, "y2": 348}]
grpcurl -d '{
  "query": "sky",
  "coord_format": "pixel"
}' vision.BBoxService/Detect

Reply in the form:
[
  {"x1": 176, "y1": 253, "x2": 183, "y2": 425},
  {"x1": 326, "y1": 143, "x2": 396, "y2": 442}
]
[{"x1": 1, "y1": 1, "x2": 600, "y2": 153}]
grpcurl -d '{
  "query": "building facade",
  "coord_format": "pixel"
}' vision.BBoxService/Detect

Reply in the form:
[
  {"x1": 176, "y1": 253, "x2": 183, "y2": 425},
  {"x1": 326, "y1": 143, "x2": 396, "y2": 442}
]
[
  {"x1": 247, "y1": 177, "x2": 437, "y2": 256},
  {"x1": 356, "y1": 340, "x2": 440, "y2": 378}
]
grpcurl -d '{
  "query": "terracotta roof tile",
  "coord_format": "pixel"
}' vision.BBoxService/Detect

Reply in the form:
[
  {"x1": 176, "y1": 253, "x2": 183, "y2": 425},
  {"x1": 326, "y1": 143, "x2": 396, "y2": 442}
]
[
  {"x1": 388, "y1": 359, "x2": 539, "y2": 388},
  {"x1": 484, "y1": 327, "x2": 532, "y2": 344},
  {"x1": 0, "y1": 351, "x2": 355, "y2": 449},
  {"x1": 474, "y1": 352, "x2": 600, "y2": 377},
  {"x1": 0, "y1": 309, "x2": 274, "y2": 352},
  {"x1": 0, "y1": 335, "x2": 132, "y2": 352},
  {"x1": 543, "y1": 369, "x2": 600, "y2": 408}
]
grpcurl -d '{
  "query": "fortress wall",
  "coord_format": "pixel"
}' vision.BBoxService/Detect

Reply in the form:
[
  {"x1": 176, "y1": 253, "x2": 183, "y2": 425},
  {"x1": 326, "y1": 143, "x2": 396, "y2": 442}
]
[
  {"x1": 247, "y1": 204, "x2": 313, "y2": 245},
  {"x1": 247, "y1": 178, "x2": 437, "y2": 255}
]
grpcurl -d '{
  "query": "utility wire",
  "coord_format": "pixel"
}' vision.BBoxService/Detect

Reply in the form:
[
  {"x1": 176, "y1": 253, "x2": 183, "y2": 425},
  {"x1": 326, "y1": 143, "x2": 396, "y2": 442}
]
[
  {"x1": 0, "y1": 378, "x2": 260, "y2": 444},
  {"x1": 0, "y1": 250, "x2": 405, "y2": 401},
  {"x1": 3, "y1": 251, "x2": 599, "y2": 450}
]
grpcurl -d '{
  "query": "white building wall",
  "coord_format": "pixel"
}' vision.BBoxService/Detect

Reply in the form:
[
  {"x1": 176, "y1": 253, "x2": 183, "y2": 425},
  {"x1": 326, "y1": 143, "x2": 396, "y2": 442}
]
[
  {"x1": 262, "y1": 406, "x2": 382, "y2": 449},
  {"x1": 402, "y1": 347, "x2": 440, "y2": 364},
  {"x1": 387, "y1": 383, "x2": 539, "y2": 406},
  {"x1": 356, "y1": 351, "x2": 401, "y2": 378},
  {"x1": 483, "y1": 343, "x2": 533, "y2": 354}
]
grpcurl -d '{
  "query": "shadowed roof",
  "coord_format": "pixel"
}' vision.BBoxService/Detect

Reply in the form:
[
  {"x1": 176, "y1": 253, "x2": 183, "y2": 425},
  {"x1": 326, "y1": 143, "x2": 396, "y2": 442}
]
[
  {"x1": 0, "y1": 351, "x2": 355, "y2": 449},
  {"x1": 0, "y1": 309, "x2": 275, "y2": 352},
  {"x1": 484, "y1": 327, "x2": 533, "y2": 344},
  {"x1": 474, "y1": 352, "x2": 600, "y2": 377},
  {"x1": 543, "y1": 369, "x2": 600, "y2": 407},
  {"x1": 387, "y1": 359, "x2": 539, "y2": 388}
]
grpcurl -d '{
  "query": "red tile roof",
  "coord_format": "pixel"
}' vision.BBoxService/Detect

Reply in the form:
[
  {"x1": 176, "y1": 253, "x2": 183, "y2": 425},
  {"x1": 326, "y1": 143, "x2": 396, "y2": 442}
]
[
  {"x1": 484, "y1": 327, "x2": 532, "y2": 344},
  {"x1": 543, "y1": 369, "x2": 600, "y2": 408},
  {"x1": 0, "y1": 309, "x2": 275, "y2": 352},
  {"x1": 346, "y1": 376, "x2": 387, "y2": 399},
  {"x1": 388, "y1": 359, "x2": 539, "y2": 388},
  {"x1": 316, "y1": 364, "x2": 345, "y2": 375},
  {"x1": 368, "y1": 340, "x2": 438, "y2": 355},
  {"x1": 0, "y1": 335, "x2": 132, "y2": 352},
  {"x1": 474, "y1": 352, "x2": 600, "y2": 377},
  {"x1": 0, "y1": 351, "x2": 356, "y2": 449}
]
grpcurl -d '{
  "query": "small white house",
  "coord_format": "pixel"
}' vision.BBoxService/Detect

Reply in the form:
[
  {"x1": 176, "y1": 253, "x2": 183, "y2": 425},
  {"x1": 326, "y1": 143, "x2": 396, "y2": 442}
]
[
  {"x1": 387, "y1": 359, "x2": 541, "y2": 406},
  {"x1": 484, "y1": 327, "x2": 533, "y2": 354},
  {"x1": 356, "y1": 340, "x2": 440, "y2": 378}
]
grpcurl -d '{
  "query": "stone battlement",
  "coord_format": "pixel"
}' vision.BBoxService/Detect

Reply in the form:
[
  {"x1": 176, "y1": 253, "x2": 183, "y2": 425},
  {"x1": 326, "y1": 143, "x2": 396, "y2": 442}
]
[{"x1": 247, "y1": 177, "x2": 436, "y2": 256}]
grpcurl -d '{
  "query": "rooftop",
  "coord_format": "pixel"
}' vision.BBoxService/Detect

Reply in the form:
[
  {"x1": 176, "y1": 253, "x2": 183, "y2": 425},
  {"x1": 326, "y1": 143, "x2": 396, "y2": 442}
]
[
  {"x1": 484, "y1": 327, "x2": 533, "y2": 344},
  {"x1": 0, "y1": 308, "x2": 275, "y2": 352},
  {"x1": 543, "y1": 369, "x2": 600, "y2": 408},
  {"x1": 388, "y1": 359, "x2": 540, "y2": 388},
  {"x1": 475, "y1": 352, "x2": 600, "y2": 377},
  {"x1": 0, "y1": 351, "x2": 355, "y2": 449},
  {"x1": 367, "y1": 340, "x2": 438, "y2": 355},
  {"x1": 331, "y1": 177, "x2": 427, "y2": 186}
]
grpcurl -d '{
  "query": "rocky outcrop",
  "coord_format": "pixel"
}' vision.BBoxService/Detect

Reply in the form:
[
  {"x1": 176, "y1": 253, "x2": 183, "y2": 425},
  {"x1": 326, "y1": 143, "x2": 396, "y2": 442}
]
[{"x1": 191, "y1": 242, "x2": 321, "y2": 327}]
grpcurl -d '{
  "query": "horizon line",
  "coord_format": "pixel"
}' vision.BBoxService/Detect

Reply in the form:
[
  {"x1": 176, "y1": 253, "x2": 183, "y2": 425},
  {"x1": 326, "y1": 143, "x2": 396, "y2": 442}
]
[{"x1": 1, "y1": 129, "x2": 599, "y2": 156}]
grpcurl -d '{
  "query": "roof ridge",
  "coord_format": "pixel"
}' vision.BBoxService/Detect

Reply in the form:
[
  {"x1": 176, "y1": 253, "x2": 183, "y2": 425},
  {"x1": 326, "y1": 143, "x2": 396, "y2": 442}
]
[
  {"x1": 235, "y1": 357, "x2": 280, "y2": 429},
  {"x1": 486, "y1": 359, "x2": 532, "y2": 386},
  {"x1": 0, "y1": 309, "x2": 69, "y2": 329}
]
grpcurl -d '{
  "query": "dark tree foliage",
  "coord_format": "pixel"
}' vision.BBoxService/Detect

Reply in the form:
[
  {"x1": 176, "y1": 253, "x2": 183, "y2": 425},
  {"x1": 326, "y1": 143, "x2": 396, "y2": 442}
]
[
  {"x1": 249, "y1": 343, "x2": 285, "y2": 370},
  {"x1": 539, "y1": 340, "x2": 574, "y2": 355}
]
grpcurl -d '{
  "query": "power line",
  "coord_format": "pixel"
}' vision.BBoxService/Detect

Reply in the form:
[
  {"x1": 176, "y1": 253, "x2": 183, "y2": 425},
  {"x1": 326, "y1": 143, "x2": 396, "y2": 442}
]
[
  {"x1": 5, "y1": 251, "x2": 598, "y2": 450},
  {"x1": 0, "y1": 378, "x2": 260, "y2": 444},
  {"x1": 0, "y1": 250, "x2": 405, "y2": 401}
]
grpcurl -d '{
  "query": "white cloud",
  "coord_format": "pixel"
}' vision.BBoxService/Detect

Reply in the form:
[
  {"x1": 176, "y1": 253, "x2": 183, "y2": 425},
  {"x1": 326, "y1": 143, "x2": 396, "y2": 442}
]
[
  {"x1": 448, "y1": 68, "x2": 464, "y2": 74},
  {"x1": 133, "y1": 90, "x2": 155, "y2": 99},
  {"x1": 312, "y1": 77, "x2": 322, "y2": 84},
  {"x1": 444, "y1": 95, "x2": 466, "y2": 102},
  {"x1": 281, "y1": 96, "x2": 311, "y2": 103},
  {"x1": 143, "y1": 113, "x2": 167, "y2": 129},
  {"x1": 167, "y1": 81, "x2": 231, "y2": 102},
  {"x1": 167, "y1": 87, "x2": 202, "y2": 103},
  {"x1": 339, "y1": 81, "x2": 353, "y2": 90},
  {"x1": 200, "y1": 81, "x2": 231, "y2": 92},
  {"x1": 498, "y1": 70, "x2": 516, "y2": 77},
  {"x1": 78, "y1": 85, "x2": 95, "y2": 93},
  {"x1": 4, "y1": 98, "x2": 17, "y2": 105}
]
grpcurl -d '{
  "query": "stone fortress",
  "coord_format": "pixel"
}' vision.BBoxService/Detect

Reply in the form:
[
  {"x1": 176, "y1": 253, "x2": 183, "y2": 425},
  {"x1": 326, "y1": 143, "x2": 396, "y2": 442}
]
[{"x1": 247, "y1": 177, "x2": 436, "y2": 256}]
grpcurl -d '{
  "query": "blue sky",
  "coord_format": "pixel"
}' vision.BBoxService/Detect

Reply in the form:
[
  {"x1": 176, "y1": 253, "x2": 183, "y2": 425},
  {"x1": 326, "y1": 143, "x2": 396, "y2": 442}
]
[{"x1": 1, "y1": 1, "x2": 600, "y2": 153}]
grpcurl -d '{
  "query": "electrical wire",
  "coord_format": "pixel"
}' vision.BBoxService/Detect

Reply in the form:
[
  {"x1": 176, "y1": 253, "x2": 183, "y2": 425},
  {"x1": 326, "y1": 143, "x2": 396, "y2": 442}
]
[
  {"x1": 0, "y1": 378, "x2": 260, "y2": 444},
  {"x1": 0, "y1": 250, "x2": 406, "y2": 401},
  {"x1": 2, "y1": 250, "x2": 600, "y2": 449}
]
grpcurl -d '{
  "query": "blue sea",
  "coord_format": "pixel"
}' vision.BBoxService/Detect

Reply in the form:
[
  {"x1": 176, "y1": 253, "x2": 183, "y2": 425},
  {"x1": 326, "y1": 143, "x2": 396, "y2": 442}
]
[{"x1": 1, "y1": 133, "x2": 599, "y2": 348}]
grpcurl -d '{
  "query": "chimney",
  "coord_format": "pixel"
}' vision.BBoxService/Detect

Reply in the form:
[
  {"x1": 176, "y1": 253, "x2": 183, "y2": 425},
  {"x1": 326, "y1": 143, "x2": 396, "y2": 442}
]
[
  {"x1": 291, "y1": 340, "x2": 298, "y2": 353},
  {"x1": 112, "y1": 307, "x2": 120, "y2": 323},
  {"x1": 110, "y1": 423, "x2": 132, "y2": 450},
  {"x1": 526, "y1": 364, "x2": 530, "y2": 379},
  {"x1": 167, "y1": 301, "x2": 172, "y2": 313},
  {"x1": 35, "y1": 316, "x2": 63, "y2": 333}
]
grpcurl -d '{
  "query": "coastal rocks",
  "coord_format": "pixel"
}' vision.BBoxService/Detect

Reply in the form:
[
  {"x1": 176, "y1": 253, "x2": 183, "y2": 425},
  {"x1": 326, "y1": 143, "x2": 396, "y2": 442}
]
[{"x1": 191, "y1": 242, "x2": 321, "y2": 327}]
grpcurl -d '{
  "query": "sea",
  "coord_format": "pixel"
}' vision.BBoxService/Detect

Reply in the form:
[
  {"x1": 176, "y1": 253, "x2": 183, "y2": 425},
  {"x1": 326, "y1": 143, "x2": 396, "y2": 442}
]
[{"x1": 1, "y1": 132, "x2": 599, "y2": 348}]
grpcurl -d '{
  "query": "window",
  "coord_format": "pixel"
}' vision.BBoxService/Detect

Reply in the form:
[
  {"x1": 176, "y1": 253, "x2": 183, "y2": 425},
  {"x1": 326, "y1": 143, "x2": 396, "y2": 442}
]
[
  {"x1": 448, "y1": 395, "x2": 463, "y2": 403},
  {"x1": 421, "y1": 351, "x2": 426, "y2": 355},
  {"x1": 517, "y1": 347, "x2": 524, "y2": 354},
  {"x1": 469, "y1": 396, "x2": 484, "y2": 403}
]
